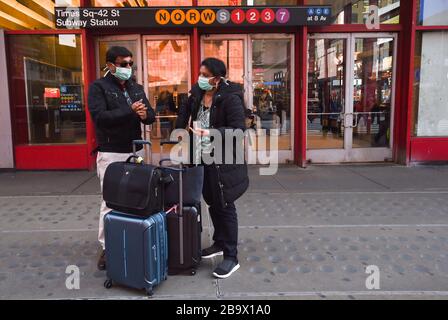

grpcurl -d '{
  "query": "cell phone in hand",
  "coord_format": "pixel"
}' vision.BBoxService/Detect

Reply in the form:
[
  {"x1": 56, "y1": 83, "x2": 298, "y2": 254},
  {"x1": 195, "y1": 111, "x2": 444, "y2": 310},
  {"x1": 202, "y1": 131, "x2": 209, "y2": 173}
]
[{"x1": 189, "y1": 127, "x2": 201, "y2": 135}]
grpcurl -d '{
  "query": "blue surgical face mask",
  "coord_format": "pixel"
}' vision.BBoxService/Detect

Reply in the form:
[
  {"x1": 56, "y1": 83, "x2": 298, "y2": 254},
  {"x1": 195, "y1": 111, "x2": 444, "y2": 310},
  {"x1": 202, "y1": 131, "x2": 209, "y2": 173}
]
[
  {"x1": 198, "y1": 75, "x2": 215, "y2": 91},
  {"x1": 112, "y1": 66, "x2": 132, "y2": 81}
]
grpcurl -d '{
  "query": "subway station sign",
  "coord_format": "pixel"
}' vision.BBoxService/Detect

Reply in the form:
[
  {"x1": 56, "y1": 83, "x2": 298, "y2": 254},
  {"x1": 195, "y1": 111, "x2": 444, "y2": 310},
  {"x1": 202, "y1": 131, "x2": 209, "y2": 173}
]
[{"x1": 55, "y1": 6, "x2": 332, "y2": 29}]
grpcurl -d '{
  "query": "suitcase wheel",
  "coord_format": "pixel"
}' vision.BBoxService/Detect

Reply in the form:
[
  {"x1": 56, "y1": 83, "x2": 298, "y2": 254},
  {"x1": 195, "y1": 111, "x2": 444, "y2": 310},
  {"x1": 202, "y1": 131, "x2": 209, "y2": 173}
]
[
  {"x1": 190, "y1": 269, "x2": 197, "y2": 276},
  {"x1": 146, "y1": 288, "x2": 154, "y2": 297},
  {"x1": 104, "y1": 279, "x2": 113, "y2": 289}
]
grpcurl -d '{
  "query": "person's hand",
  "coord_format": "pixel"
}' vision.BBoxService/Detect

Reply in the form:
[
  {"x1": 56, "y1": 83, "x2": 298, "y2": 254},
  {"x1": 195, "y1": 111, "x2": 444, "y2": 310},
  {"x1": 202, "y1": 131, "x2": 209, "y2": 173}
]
[
  {"x1": 137, "y1": 110, "x2": 148, "y2": 121},
  {"x1": 137, "y1": 107, "x2": 148, "y2": 121},
  {"x1": 131, "y1": 99, "x2": 144, "y2": 112},
  {"x1": 132, "y1": 99, "x2": 148, "y2": 120}
]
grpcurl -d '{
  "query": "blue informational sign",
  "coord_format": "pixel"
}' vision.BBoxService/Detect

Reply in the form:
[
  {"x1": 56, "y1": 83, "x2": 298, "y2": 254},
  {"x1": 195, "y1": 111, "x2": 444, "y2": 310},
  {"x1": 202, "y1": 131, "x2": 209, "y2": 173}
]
[{"x1": 60, "y1": 85, "x2": 82, "y2": 112}]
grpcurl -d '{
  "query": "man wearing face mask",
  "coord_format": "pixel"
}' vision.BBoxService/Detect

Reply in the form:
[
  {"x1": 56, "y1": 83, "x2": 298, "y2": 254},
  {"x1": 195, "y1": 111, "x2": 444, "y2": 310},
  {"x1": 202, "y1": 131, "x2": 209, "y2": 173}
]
[
  {"x1": 88, "y1": 46, "x2": 156, "y2": 270},
  {"x1": 176, "y1": 58, "x2": 249, "y2": 279}
]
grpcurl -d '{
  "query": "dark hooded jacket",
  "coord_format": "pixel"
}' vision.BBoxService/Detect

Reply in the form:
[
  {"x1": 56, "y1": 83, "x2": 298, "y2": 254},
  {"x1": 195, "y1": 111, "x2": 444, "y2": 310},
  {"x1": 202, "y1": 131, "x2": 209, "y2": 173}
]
[
  {"x1": 88, "y1": 72, "x2": 156, "y2": 153},
  {"x1": 176, "y1": 81, "x2": 249, "y2": 205}
]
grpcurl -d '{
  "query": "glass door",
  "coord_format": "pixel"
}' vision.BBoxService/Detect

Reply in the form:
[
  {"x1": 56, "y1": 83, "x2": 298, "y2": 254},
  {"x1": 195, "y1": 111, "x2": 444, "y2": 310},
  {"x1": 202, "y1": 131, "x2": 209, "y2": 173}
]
[
  {"x1": 142, "y1": 35, "x2": 191, "y2": 161},
  {"x1": 95, "y1": 35, "x2": 150, "y2": 157},
  {"x1": 250, "y1": 34, "x2": 295, "y2": 163},
  {"x1": 307, "y1": 33, "x2": 397, "y2": 163},
  {"x1": 307, "y1": 34, "x2": 348, "y2": 160},
  {"x1": 95, "y1": 35, "x2": 142, "y2": 84},
  {"x1": 201, "y1": 34, "x2": 254, "y2": 163},
  {"x1": 201, "y1": 33, "x2": 294, "y2": 164},
  {"x1": 201, "y1": 34, "x2": 248, "y2": 111},
  {"x1": 201, "y1": 35, "x2": 246, "y2": 84},
  {"x1": 96, "y1": 35, "x2": 191, "y2": 163},
  {"x1": 351, "y1": 34, "x2": 396, "y2": 154}
]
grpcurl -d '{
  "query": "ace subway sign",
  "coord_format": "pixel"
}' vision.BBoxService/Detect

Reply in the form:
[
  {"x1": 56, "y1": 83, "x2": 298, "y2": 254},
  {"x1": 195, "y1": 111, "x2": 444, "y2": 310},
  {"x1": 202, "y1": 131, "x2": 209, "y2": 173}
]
[{"x1": 55, "y1": 6, "x2": 332, "y2": 29}]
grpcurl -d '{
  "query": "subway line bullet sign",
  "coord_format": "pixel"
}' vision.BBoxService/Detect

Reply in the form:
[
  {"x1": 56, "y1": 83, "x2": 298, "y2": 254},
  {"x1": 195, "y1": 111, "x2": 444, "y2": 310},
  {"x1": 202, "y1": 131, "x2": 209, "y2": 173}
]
[
  {"x1": 55, "y1": 7, "x2": 332, "y2": 29},
  {"x1": 155, "y1": 8, "x2": 292, "y2": 25}
]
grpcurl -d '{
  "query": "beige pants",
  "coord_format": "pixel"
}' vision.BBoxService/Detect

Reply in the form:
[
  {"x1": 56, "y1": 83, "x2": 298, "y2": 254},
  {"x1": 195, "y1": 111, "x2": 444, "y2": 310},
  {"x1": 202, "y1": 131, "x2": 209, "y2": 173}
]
[{"x1": 97, "y1": 150, "x2": 144, "y2": 249}]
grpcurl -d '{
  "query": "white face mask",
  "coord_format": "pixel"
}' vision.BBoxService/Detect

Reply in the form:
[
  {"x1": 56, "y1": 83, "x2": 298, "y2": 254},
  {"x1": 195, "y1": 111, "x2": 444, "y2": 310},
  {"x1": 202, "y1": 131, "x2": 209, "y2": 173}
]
[
  {"x1": 112, "y1": 66, "x2": 132, "y2": 81},
  {"x1": 198, "y1": 75, "x2": 215, "y2": 91}
]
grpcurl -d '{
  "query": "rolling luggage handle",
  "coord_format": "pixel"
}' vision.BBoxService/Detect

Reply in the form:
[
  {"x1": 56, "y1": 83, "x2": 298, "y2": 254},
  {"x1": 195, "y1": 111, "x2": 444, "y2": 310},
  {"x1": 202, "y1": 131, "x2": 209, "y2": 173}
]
[
  {"x1": 160, "y1": 140, "x2": 187, "y2": 265},
  {"x1": 129, "y1": 140, "x2": 152, "y2": 164},
  {"x1": 159, "y1": 157, "x2": 186, "y2": 266}
]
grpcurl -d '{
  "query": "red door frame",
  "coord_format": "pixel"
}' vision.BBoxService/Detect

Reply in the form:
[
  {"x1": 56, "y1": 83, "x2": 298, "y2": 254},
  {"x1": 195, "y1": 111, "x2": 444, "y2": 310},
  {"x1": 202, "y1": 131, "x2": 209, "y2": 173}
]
[
  {"x1": 5, "y1": 0, "x2": 92, "y2": 170},
  {"x1": 83, "y1": 28, "x2": 97, "y2": 170},
  {"x1": 396, "y1": 0, "x2": 417, "y2": 165},
  {"x1": 295, "y1": 25, "x2": 307, "y2": 167},
  {"x1": 305, "y1": 17, "x2": 406, "y2": 167},
  {"x1": 84, "y1": 0, "x2": 308, "y2": 168},
  {"x1": 6, "y1": 28, "x2": 89, "y2": 170},
  {"x1": 409, "y1": 9, "x2": 448, "y2": 163},
  {"x1": 89, "y1": 25, "x2": 303, "y2": 164},
  {"x1": 303, "y1": 0, "x2": 448, "y2": 165},
  {"x1": 6, "y1": 0, "x2": 426, "y2": 170}
]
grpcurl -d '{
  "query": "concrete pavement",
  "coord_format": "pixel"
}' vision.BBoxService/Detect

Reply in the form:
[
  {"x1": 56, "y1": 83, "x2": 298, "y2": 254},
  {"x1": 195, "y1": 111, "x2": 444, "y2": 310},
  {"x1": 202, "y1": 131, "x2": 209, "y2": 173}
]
[{"x1": 1, "y1": 164, "x2": 448, "y2": 300}]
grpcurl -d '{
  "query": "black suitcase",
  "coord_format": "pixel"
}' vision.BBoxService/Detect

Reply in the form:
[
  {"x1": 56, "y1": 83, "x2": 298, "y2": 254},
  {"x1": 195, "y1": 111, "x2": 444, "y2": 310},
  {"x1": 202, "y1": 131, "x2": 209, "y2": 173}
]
[
  {"x1": 166, "y1": 205, "x2": 201, "y2": 276},
  {"x1": 103, "y1": 140, "x2": 164, "y2": 218},
  {"x1": 160, "y1": 141, "x2": 202, "y2": 276}
]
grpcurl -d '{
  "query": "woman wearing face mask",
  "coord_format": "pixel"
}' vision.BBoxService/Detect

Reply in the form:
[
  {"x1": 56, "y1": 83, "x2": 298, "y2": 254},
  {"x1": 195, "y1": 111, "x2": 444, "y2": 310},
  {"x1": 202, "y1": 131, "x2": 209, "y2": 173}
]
[{"x1": 176, "y1": 58, "x2": 249, "y2": 279}]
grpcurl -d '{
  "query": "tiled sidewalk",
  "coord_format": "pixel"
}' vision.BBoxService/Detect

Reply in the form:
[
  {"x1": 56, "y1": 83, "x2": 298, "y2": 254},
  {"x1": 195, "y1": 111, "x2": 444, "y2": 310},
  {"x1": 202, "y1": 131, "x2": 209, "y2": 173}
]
[{"x1": 1, "y1": 165, "x2": 448, "y2": 299}]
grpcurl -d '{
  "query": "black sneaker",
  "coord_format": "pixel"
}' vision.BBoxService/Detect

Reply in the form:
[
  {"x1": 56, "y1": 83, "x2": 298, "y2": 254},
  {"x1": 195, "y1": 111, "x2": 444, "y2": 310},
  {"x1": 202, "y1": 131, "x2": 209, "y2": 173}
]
[
  {"x1": 201, "y1": 243, "x2": 224, "y2": 259},
  {"x1": 213, "y1": 259, "x2": 240, "y2": 279}
]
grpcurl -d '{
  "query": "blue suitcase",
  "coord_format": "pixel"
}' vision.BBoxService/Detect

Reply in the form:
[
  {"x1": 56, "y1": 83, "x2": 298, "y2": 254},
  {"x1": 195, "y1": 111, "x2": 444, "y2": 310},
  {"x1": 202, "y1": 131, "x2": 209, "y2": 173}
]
[{"x1": 103, "y1": 211, "x2": 168, "y2": 296}]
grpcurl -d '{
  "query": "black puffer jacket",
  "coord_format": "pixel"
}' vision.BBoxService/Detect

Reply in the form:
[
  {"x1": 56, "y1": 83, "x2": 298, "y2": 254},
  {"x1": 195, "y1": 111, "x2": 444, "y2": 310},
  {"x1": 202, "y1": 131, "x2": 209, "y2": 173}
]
[
  {"x1": 88, "y1": 72, "x2": 156, "y2": 153},
  {"x1": 176, "y1": 81, "x2": 249, "y2": 204}
]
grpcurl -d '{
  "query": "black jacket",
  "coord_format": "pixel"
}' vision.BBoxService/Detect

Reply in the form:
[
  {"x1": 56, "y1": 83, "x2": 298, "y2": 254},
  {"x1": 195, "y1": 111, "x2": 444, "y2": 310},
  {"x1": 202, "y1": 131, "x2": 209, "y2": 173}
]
[
  {"x1": 176, "y1": 81, "x2": 249, "y2": 204},
  {"x1": 88, "y1": 72, "x2": 156, "y2": 153}
]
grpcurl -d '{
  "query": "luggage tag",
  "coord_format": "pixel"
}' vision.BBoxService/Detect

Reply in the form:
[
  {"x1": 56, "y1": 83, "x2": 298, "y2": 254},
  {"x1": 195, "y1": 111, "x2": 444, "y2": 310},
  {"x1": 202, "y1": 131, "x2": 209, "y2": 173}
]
[{"x1": 166, "y1": 205, "x2": 178, "y2": 215}]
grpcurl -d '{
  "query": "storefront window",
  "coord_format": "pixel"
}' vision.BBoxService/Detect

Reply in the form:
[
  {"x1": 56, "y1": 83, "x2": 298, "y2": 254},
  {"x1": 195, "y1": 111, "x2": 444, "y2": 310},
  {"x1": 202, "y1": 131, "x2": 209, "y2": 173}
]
[
  {"x1": 0, "y1": 0, "x2": 79, "y2": 30},
  {"x1": 93, "y1": 0, "x2": 192, "y2": 6},
  {"x1": 197, "y1": 0, "x2": 297, "y2": 6},
  {"x1": 8, "y1": 34, "x2": 85, "y2": 145},
  {"x1": 417, "y1": 0, "x2": 448, "y2": 26},
  {"x1": 413, "y1": 31, "x2": 448, "y2": 137},
  {"x1": 306, "y1": 0, "x2": 400, "y2": 24}
]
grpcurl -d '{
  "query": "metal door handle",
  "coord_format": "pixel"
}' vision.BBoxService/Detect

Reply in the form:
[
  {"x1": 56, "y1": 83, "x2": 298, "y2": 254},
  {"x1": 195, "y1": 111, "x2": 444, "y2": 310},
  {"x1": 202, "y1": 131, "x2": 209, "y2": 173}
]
[
  {"x1": 344, "y1": 113, "x2": 353, "y2": 128},
  {"x1": 352, "y1": 113, "x2": 360, "y2": 128}
]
